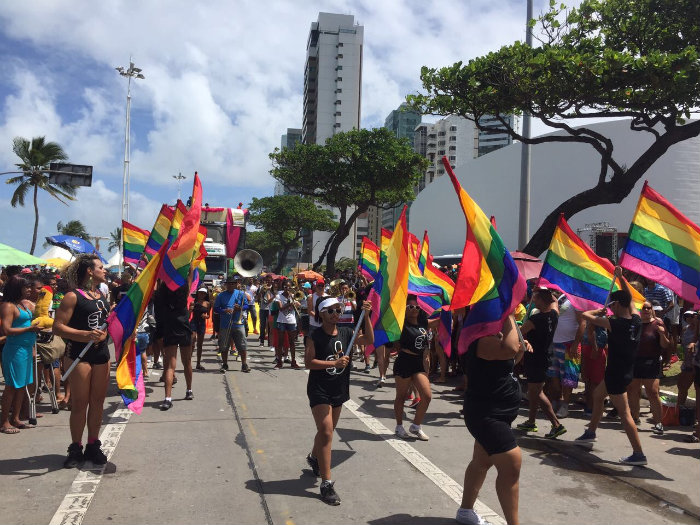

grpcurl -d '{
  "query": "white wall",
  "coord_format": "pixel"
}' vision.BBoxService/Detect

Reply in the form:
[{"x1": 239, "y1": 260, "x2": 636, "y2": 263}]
[{"x1": 409, "y1": 119, "x2": 700, "y2": 257}]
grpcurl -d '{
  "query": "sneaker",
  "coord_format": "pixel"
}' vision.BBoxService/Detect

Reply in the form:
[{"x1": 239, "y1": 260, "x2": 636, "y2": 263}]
[
  {"x1": 516, "y1": 421, "x2": 538, "y2": 433},
  {"x1": 408, "y1": 424, "x2": 429, "y2": 441},
  {"x1": 408, "y1": 397, "x2": 421, "y2": 409},
  {"x1": 306, "y1": 453, "x2": 320, "y2": 477},
  {"x1": 375, "y1": 377, "x2": 386, "y2": 388},
  {"x1": 606, "y1": 407, "x2": 619, "y2": 419},
  {"x1": 63, "y1": 442, "x2": 84, "y2": 469},
  {"x1": 83, "y1": 440, "x2": 108, "y2": 465},
  {"x1": 291, "y1": 361, "x2": 301, "y2": 370},
  {"x1": 159, "y1": 399, "x2": 173, "y2": 411},
  {"x1": 456, "y1": 507, "x2": 491, "y2": 525},
  {"x1": 241, "y1": 363, "x2": 251, "y2": 373},
  {"x1": 284, "y1": 357, "x2": 291, "y2": 364},
  {"x1": 363, "y1": 364, "x2": 371, "y2": 373},
  {"x1": 274, "y1": 360, "x2": 283, "y2": 369},
  {"x1": 620, "y1": 452, "x2": 648, "y2": 466},
  {"x1": 196, "y1": 364, "x2": 205, "y2": 371},
  {"x1": 575, "y1": 429, "x2": 597, "y2": 443},
  {"x1": 185, "y1": 390, "x2": 194, "y2": 400},
  {"x1": 219, "y1": 364, "x2": 229, "y2": 373},
  {"x1": 320, "y1": 481, "x2": 341, "y2": 506},
  {"x1": 583, "y1": 407, "x2": 593, "y2": 416},
  {"x1": 152, "y1": 361, "x2": 162, "y2": 370},
  {"x1": 652, "y1": 422, "x2": 664, "y2": 435},
  {"x1": 556, "y1": 405, "x2": 569, "y2": 419},
  {"x1": 545, "y1": 424, "x2": 567, "y2": 439},
  {"x1": 395, "y1": 425, "x2": 410, "y2": 439}
]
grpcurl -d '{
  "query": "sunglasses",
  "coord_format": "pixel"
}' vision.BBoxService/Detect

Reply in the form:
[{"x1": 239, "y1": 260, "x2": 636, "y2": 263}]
[
  {"x1": 406, "y1": 304, "x2": 420, "y2": 310},
  {"x1": 324, "y1": 308, "x2": 342, "y2": 315},
  {"x1": 642, "y1": 306, "x2": 652, "y2": 311}
]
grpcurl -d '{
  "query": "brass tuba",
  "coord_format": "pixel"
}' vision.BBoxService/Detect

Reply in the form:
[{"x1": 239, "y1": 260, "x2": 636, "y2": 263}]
[{"x1": 233, "y1": 249, "x2": 263, "y2": 277}]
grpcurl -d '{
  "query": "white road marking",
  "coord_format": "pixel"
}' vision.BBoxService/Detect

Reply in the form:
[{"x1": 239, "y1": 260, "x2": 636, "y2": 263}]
[
  {"x1": 343, "y1": 399, "x2": 506, "y2": 525},
  {"x1": 49, "y1": 408, "x2": 132, "y2": 525}
]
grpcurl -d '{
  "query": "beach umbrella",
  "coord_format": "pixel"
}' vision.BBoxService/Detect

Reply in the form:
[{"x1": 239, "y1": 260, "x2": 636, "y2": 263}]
[
  {"x1": 0, "y1": 242, "x2": 47, "y2": 266},
  {"x1": 45, "y1": 235, "x2": 107, "y2": 263}
]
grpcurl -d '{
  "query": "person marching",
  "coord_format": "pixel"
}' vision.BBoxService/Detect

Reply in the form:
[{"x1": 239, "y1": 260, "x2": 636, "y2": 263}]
[
  {"x1": 274, "y1": 280, "x2": 300, "y2": 369},
  {"x1": 305, "y1": 297, "x2": 373, "y2": 505},
  {"x1": 190, "y1": 287, "x2": 211, "y2": 371},
  {"x1": 53, "y1": 255, "x2": 111, "y2": 467},
  {"x1": 215, "y1": 276, "x2": 250, "y2": 373},
  {"x1": 576, "y1": 267, "x2": 648, "y2": 465},
  {"x1": 394, "y1": 295, "x2": 439, "y2": 441}
]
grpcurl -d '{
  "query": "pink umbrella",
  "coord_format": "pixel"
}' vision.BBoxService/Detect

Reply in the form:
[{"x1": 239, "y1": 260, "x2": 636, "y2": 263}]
[{"x1": 510, "y1": 251, "x2": 543, "y2": 281}]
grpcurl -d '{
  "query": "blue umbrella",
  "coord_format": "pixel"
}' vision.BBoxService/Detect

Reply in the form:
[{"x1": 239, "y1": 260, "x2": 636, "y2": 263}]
[{"x1": 45, "y1": 235, "x2": 107, "y2": 263}]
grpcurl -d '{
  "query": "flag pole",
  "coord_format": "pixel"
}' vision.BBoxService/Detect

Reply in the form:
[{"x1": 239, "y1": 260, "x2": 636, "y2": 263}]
[{"x1": 61, "y1": 323, "x2": 109, "y2": 380}]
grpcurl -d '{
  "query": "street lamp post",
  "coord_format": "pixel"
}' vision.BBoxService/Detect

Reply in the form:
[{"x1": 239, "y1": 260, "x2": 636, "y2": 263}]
[
  {"x1": 116, "y1": 58, "x2": 144, "y2": 274},
  {"x1": 173, "y1": 172, "x2": 186, "y2": 201},
  {"x1": 518, "y1": 0, "x2": 534, "y2": 250}
]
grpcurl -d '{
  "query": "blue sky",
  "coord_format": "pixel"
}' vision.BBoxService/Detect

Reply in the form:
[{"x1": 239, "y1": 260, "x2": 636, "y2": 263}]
[{"x1": 0, "y1": 0, "x2": 558, "y2": 256}]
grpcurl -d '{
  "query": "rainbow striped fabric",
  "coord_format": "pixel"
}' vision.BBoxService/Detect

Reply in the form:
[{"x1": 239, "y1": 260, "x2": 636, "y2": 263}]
[
  {"x1": 419, "y1": 232, "x2": 455, "y2": 303},
  {"x1": 442, "y1": 157, "x2": 526, "y2": 353},
  {"x1": 142, "y1": 204, "x2": 174, "y2": 267},
  {"x1": 359, "y1": 236, "x2": 380, "y2": 280},
  {"x1": 539, "y1": 215, "x2": 645, "y2": 311},
  {"x1": 366, "y1": 207, "x2": 410, "y2": 352},
  {"x1": 107, "y1": 243, "x2": 166, "y2": 413},
  {"x1": 620, "y1": 182, "x2": 700, "y2": 306},
  {"x1": 417, "y1": 231, "x2": 430, "y2": 274},
  {"x1": 122, "y1": 220, "x2": 149, "y2": 267},
  {"x1": 160, "y1": 174, "x2": 203, "y2": 291},
  {"x1": 380, "y1": 228, "x2": 392, "y2": 253}
]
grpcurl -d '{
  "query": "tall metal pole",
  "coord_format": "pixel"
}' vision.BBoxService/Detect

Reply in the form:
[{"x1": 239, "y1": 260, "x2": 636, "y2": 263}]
[
  {"x1": 173, "y1": 172, "x2": 186, "y2": 201},
  {"x1": 518, "y1": 0, "x2": 534, "y2": 250}
]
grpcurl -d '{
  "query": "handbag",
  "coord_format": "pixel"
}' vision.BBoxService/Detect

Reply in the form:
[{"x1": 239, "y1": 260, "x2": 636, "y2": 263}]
[{"x1": 36, "y1": 330, "x2": 66, "y2": 364}]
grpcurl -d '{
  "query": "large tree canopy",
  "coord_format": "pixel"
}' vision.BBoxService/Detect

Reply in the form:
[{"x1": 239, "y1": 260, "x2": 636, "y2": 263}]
[
  {"x1": 269, "y1": 127, "x2": 427, "y2": 274},
  {"x1": 408, "y1": 0, "x2": 700, "y2": 255},
  {"x1": 247, "y1": 194, "x2": 337, "y2": 274}
]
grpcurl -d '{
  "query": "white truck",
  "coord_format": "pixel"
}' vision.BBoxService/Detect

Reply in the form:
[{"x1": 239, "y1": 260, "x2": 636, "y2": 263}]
[{"x1": 200, "y1": 206, "x2": 248, "y2": 284}]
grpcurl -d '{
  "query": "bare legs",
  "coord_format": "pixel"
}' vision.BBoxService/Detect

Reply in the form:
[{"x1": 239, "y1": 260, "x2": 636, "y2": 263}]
[
  {"x1": 1, "y1": 385, "x2": 26, "y2": 431},
  {"x1": 65, "y1": 359, "x2": 110, "y2": 443},
  {"x1": 394, "y1": 373, "x2": 432, "y2": 427},
  {"x1": 627, "y1": 378, "x2": 662, "y2": 424},
  {"x1": 587, "y1": 382, "x2": 644, "y2": 454},
  {"x1": 311, "y1": 404, "x2": 342, "y2": 481},
  {"x1": 525, "y1": 382, "x2": 560, "y2": 427}
]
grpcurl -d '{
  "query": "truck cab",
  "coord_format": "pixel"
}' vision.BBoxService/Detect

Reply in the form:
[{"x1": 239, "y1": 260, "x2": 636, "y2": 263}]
[{"x1": 201, "y1": 206, "x2": 247, "y2": 283}]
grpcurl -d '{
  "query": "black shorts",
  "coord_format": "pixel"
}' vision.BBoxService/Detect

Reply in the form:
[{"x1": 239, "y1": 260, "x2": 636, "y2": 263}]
[
  {"x1": 633, "y1": 357, "x2": 662, "y2": 379},
  {"x1": 605, "y1": 370, "x2": 633, "y2": 395},
  {"x1": 163, "y1": 329, "x2": 192, "y2": 348},
  {"x1": 67, "y1": 341, "x2": 110, "y2": 365},
  {"x1": 524, "y1": 358, "x2": 548, "y2": 384},
  {"x1": 190, "y1": 320, "x2": 206, "y2": 335},
  {"x1": 393, "y1": 352, "x2": 425, "y2": 378},
  {"x1": 464, "y1": 407, "x2": 518, "y2": 456},
  {"x1": 307, "y1": 383, "x2": 349, "y2": 408}
]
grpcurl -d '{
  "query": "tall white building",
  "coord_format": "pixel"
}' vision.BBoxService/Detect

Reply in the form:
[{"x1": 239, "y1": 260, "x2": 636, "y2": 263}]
[
  {"x1": 302, "y1": 12, "x2": 364, "y2": 264},
  {"x1": 422, "y1": 115, "x2": 478, "y2": 187}
]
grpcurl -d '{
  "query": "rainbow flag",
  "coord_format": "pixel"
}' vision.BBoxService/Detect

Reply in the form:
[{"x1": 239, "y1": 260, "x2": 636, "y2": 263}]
[
  {"x1": 438, "y1": 309, "x2": 453, "y2": 357},
  {"x1": 190, "y1": 245, "x2": 208, "y2": 295},
  {"x1": 408, "y1": 232, "x2": 421, "y2": 260},
  {"x1": 359, "y1": 236, "x2": 380, "y2": 280},
  {"x1": 539, "y1": 214, "x2": 646, "y2": 311},
  {"x1": 620, "y1": 182, "x2": 700, "y2": 306},
  {"x1": 418, "y1": 232, "x2": 455, "y2": 303},
  {"x1": 443, "y1": 157, "x2": 526, "y2": 353},
  {"x1": 380, "y1": 228, "x2": 392, "y2": 253},
  {"x1": 141, "y1": 205, "x2": 174, "y2": 267},
  {"x1": 366, "y1": 207, "x2": 410, "y2": 353},
  {"x1": 122, "y1": 220, "x2": 149, "y2": 267},
  {"x1": 417, "y1": 231, "x2": 430, "y2": 274},
  {"x1": 160, "y1": 174, "x2": 203, "y2": 291},
  {"x1": 107, "y1": 243, "x2": 166, "y2": 413},
  {"x1": 166, "y1": 200, "x2": 189, "y2": 245},
  {"x1": 408, "y1": 239, "x2": 447, "y2": 308}
]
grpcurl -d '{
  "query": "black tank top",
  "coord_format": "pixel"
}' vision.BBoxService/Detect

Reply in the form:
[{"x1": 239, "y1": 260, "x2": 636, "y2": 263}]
[
  {"x1": 464, "y1": 339, "x2": 521, "y2": 417},
  {"x1": 66, "y1": 289, "x2": 110, "y2": 353}
]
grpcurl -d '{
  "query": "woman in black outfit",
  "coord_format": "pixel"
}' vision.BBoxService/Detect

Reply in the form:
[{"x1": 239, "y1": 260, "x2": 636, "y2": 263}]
[
  {"x1": 457, "y1": 314, "x2": 530, "y2": 525},
  {"x1": 190, "y1": 287, "x2": 211, "y2": 371},
  {"x1": 304, "y1": 296, "x2": 372, "y2": 506},
  {"x1": 393, "y1": 295, "x2": 439, "y2": 441},
  {"x1": 53, "y1": 255, "x2": 111, "y2": 468}
]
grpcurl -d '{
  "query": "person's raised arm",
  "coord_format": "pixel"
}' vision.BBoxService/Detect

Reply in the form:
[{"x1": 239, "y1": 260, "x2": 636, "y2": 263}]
[
  {"x1": 582, "y1": 308, "x2": 611, "y2": 330},
  {"x1": 614, "y1": 266, "x2": 638, "y2": 316},
  {"x1": 355, "y1": 302, "x2": 374, "y2": 347}
]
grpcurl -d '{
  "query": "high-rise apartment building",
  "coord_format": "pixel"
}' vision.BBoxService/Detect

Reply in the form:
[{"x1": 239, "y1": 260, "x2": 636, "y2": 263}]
[
  {"x1": 302, "y1": 13, "x2": 364, "y2": 264},
  {"x1": 422, "y1": 115, "x2": 478, "y2": 187},
  {"x1": 274, "y1": 128, "x2": 303, "y2": 197},
  {"x1": 477, "y1": 115, "x2": 515, "y2": 156}
]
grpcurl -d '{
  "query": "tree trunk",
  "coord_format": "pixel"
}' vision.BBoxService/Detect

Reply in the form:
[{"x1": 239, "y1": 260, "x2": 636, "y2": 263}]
[
  {"x1": 312, "y1": 230, "x2": 337, "y2": 271},
  {"x1": 30, "y1": 184, "x2": 39, "y2": 255},
  {"x1": 274, "y1": 245, "x2": 293, "y2": 274},
  {"x1": 523, "y1": 122, "x2": 700, "y2": 256},
  {"x1": 323, "y1": 223, "x2": 353, "y2": 277}
]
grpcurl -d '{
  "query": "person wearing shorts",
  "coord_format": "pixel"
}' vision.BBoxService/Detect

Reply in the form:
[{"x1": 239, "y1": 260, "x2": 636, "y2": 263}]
[
  {"x1": 580, "y1": 322, "x2": 608, "y2": 415},
  {"x1": 577, "y1": 268, "x2": 647, "y2": 466},
  {"x1": 274, "y1": 282, "x2": 301, "y2": 369},
  {"x1": 214, "y1": 276, "x2": 250, "y2": 374},
  {"x1": 305, "y1": 297, "x2": 373, "y2": 506},
  {"x1": 393, "y1": 295, "x2": 439, "y2": 441},
  {"x1": 547, "y1": 296, "x2": 584, "y2": 418},
  {"x1": 457, "y1": 314, "x2": 529, "y2": 525}
]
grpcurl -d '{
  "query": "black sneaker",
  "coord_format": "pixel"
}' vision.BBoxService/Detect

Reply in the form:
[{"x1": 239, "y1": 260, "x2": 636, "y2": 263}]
[
  {"x1": 606, "y1": 407, "x2": 619, "y2": 419},
  {"x1": 320, "y1": 481, "x2": 341, "y2": 505},
  {"x1": 306, "y1": 453, "x2": 320, "y2": 477},
  {"x1": 83, "y1": 440, "x2": 108, "y2": 465},
  {"x1": 63, "y1": 442, "x2": 84, "y2": 469},
  {"x1": 159, "y1": 399, "x2": 173, "y2": 411},
  {"x1": 220, "y1": 364, "x2": 229, "y2": 373},
  {"x1": 241, "y1": 363, "x2": 251, "y2": 373},
  {"x1": 185, "y1": 390, "x2": 194, "y2": 400}
]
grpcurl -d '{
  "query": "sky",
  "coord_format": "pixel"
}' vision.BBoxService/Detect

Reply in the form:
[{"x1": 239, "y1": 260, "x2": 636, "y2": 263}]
[{"x1": 0, "y1": 0, "x2": 563, "y2": 256}]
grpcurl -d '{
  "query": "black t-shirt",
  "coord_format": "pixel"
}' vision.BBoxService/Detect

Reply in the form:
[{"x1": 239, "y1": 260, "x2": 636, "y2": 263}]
[
  {"x1": 524, "y1": 310, "x2": 558, "y2": 369},
  {"x1": 607, "y1": 315, "x2": 642, "y2": 376},
  {"x1": 66, "y1": 289, "x2": 111, "y2": 354},
  {"x1": 157, "y1": 282, "x2": 191, "y2": 337},
  {"x1": 464, "y1": 339, "x2": 521, "y2": 417},
  {"x1": 399, "y1": 322, "x2": 432, "y2": 354},
  {"x1": 307, "y1": 326, "x2": 354, "y2": 392}
]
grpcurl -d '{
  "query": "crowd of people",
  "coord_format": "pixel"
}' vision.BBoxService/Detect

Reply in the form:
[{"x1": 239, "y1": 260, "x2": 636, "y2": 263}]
[{"x1": 1, "y1": 260, "x2": 699, "y2": 524}]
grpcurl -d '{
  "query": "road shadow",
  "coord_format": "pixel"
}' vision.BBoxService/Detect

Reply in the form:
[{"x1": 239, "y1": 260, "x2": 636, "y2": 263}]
[
  {"x1": 368, "y1": 514, "x2": 456, "y2": 525},
  {"x1": 0, "y1": 454, "x2": 66, "y2": 478},
  {"x1": 245, "y1": 473, "x2": 319, "y2": 500},
  {"x1": 336, "y1": 426, "x2": 383, "y2": 448},
  {"x1": 665, "y1": 446, "x2": 700, "y2": 459}
]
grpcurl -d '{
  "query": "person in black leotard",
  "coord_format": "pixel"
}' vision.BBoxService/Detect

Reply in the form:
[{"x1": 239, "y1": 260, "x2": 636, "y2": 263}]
[
  {"x1": 54, "y1": 254, "x2": 111, "y2": 468},
  {"x1": 190, "y1": 287, "x2": 210, "y2": 371},
  {"x1": 457, "y1": 314, "x2": 531, "y2": 525},
  {"x1": 393, "y1": 295, "x2": 440, "y2": 441},
  {"x1": 304, "y1": 296, "x2": 373, "y2": 506}
]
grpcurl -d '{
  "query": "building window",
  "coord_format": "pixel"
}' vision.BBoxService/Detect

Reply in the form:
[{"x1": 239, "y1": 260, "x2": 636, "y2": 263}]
[
  {"x1": 450, "y1": 126, "x2": 457, "y2": 131},
  {"x1": 438, "y1": 149, "x2": 445, "y2": 155},
  {"x1": 336, "y1": 65, "x2": 343, "y2": 70},
  {"x1": 337, "y1": 54, "x2": 343, "y2": 59},
  {"x1": 449, "y1": 155, "x2": 456, "y2": 161},
  {"x1": 336, "y1": 77, "x2": 343, "y2": 82},
  {"x1": 438, "y1": 131, "x2": 446, "y2": 136},
  {"x1": 335, "y1": 112, "x2": 341, "y2": 116},
  {"x1": 438, "y1": 140, "x2": 445, "y2": 146},
  {"x1": 335, "y1": 88, "x2": 342, "y2": 93},
  {"x1": 437, "y1": 168, "x2": 445, "y2": 175},
  {"x1": 429, "y1": 173, "x2": 434, "y2": 183},
  {"x1": 335, "y1": 100, "x2": 342, "y2": 105},
  {"x1": 449, "y1": 145, "x2": 456, "y2": 151},
  {"x1": 337, "y1": 42, "x2": 344, "y2": 47},
  {"x1": 334, "y1": 123, "x2": 341, "y2": 128},
  {"x1": 449, "y1": 136, "x2": 456, "y2": 141}
]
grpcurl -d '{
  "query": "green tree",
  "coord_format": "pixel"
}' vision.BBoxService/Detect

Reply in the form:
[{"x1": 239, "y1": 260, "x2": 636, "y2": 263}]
[
  {"x1": 408, "y1": 0, "x2": 700, "y2": 255},
  {"x1": 246, "y1": 230, "x2": 281, "y2": 269},
  {"x1": 7, "y1": 136, "x2": 76, "y2": 254},
  {"x1": 56, "y1": 220, "x2": 91, "y2": 241},
  {"x1": 248, "y1": 195, "x2": 338, "y2": 274},
  {"x1": 108, "y1": 226, "x2": 122, "y2": 253},
  {"x1": 270, "y1": 128, "x2": 427, "y2": 274}
]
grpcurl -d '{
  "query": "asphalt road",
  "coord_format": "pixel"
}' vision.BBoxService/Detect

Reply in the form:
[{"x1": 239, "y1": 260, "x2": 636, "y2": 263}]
[{"x1": 2, "y1": 335, "x2": 699, "y2": 525}]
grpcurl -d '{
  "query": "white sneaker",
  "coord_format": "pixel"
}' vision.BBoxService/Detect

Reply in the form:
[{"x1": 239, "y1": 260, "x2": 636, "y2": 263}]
[
  {"x1": 408, "y1": 424, "x2": 429, "y2": 441},
  {"x1": 556, "y1": 405, "x2": 569, "y2": 419},
  {"x1": 395, "y1": 425, "x2": 410, "y2": 439},
  {"x1": 376, "y1": 377, "x2": 386, "y2": 388},
  {"x1": 455, "y1": 507, "x2": 491, "y2": 525}
]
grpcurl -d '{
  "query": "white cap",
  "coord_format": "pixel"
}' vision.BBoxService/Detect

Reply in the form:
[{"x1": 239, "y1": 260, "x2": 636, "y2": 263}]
[
  {"x1": 197, "y1": 287, "x2": 208, "y2": 293},
  {"x1": 683, "y1": 310, "x2": 696, "y2": 317},
  {"x1": 652, "y1": 305, "x2": 663, "y2": 312},
  {"x1": 318, "y1": 297, "x2": 341, "y2": 311}
]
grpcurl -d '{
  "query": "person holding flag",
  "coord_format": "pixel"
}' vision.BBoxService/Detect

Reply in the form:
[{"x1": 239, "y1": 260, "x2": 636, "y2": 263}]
[{"x1": 214, "y1": 275, "x2": 250, "y2": 373}]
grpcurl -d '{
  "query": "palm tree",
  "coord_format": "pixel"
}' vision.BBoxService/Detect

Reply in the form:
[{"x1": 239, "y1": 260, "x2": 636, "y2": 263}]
[
  {"x1": 57, "y1": 220, "x2": 91, "y2": 241},
  {"x1": 7, "y1": 136, "x2": 76, "y2": 254},
  {"x1": 108, "y1": 226, "x2": 122, "y2": 253}
]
